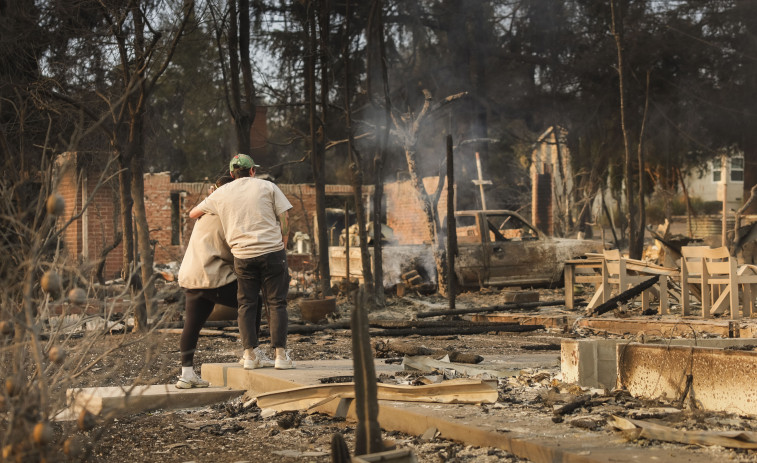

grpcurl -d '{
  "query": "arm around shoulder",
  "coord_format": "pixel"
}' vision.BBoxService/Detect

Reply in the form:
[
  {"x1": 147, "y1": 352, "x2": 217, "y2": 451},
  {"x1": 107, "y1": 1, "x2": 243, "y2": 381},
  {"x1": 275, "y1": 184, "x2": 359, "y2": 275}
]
[{"x1": 189, "y1": 206, "x2": 205, "y2": 219}]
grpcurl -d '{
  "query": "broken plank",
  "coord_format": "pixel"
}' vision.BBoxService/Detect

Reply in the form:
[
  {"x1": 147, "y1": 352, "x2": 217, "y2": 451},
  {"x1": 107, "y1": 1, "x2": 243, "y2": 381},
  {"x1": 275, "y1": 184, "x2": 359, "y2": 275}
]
[
  {"x1": 158, "y1": 321, "x2": 237, "y2": 329},
  {"x1": 371, "y1": 320, "x2": 525, "y2": 330},
  {"x1": 471, "y1": 313, "x2": 571, "y2": 329},
  {"x1": 374, "y1": 340, "x2": 483, "y2": 364},
  {"x1": 156, "y1": 328, "x2": 239, "y2": 338},
  {"x1": 255, "y1": 378, "x2": 498, "y2": 412},
  {"x1": 402, "y1": 356, "x2": 515, "y2": 378},
  {"x1": 368, "y1": 324, "x2": 544, "y2": 337},
  {"x1": 609, "y1": 415, "x2": 757, "y2": 449},
  {"x1": 415, "y1": 300, "x2": 572, "y2": 319},
  {"x1": 591, "y1": 276, "x2": 658, "y2": 316},
  {"x1": 353, "y1": 448, "x2": 418, "y2": 463}
]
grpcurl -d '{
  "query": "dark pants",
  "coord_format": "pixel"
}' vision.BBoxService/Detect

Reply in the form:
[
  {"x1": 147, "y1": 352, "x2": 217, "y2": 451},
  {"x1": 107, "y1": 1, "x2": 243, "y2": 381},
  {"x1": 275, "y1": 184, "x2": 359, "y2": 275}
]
[
  {"x1": 234, "y1": 249, "x2": 290, "y2": 349},
  {"x1": 180, "y1": 281, "x2": 237, "y2": 366},
  {"x1": 180, "y1": 282, "x2": 264, "y2": 366}
]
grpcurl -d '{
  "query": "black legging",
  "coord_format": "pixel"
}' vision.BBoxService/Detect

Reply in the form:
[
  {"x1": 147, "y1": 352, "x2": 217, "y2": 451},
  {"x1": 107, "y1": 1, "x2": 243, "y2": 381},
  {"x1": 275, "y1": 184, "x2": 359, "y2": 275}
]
[{"x1": 179, "y1": 281, "x2": 266, "y2": 366}]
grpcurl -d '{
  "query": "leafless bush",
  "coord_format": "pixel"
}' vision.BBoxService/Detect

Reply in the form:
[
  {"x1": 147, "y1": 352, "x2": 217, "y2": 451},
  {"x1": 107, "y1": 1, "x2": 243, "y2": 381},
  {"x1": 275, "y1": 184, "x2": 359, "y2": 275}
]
[{"x1": 0, "y1": 151, "x2": 179, "y2": 461}]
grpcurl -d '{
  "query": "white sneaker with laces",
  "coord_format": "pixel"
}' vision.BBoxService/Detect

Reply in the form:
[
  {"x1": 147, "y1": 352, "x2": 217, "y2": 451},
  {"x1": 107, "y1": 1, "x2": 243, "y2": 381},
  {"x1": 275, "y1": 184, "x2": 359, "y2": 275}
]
[
  {"x1": 239, "y1": 347, "x2": 275, "y2": 369},
  {"x1": 243, "y1": 357, "x2": 261, "y2": 369},
  {"x1": 274, "y1": 350, "x2": 295, "y2": 370},
  {"x1": 175, "y1": 375, "x2": 209, "y2": 389},
  {"x1": 253, "y1": 347, "x2": 275, "y2": 368}
]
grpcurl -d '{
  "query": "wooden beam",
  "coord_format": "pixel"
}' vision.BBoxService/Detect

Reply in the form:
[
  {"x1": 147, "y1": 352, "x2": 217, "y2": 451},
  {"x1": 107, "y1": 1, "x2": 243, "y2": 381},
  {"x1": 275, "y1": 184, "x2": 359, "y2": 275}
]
[{"x1": 255, "y1": 378, "x2": 498, "y2": 412}]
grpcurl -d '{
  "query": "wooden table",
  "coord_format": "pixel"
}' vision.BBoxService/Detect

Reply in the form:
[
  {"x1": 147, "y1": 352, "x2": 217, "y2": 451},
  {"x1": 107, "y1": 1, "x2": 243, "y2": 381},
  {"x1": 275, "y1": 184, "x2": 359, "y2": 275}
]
[
  {"x1": 563, "y1": 258, "x2": 603, "y2": 310},
  {"x1": 564, "y1": 255, "x2": 678, "y2": 311}
]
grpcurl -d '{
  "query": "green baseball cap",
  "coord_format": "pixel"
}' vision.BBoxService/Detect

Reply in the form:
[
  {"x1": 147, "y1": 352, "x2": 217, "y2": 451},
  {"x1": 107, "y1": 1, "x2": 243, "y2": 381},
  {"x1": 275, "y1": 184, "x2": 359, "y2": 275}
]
[{"x1": 229, "y1": 153, "x2": 259, "y2": 173}]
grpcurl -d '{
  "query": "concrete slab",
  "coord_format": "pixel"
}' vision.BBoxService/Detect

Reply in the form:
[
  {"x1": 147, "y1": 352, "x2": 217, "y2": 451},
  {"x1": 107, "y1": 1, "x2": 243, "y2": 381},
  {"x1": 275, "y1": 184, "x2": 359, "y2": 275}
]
[
  {"x1": 617, "y1": 343, "x2": 757, "y2": 416},
  {"x1": 202, "y1": 360, "x2": 716, "y2": 463},
  {"x1": 66, "y1": 384, "x2": 243, "y2": 417},
  {"x1": 201, "y1": 359, "x2": 401, "y2": 390},
  {"x1": 562, "y1": 337, "x2": 757, "y2": 388}
]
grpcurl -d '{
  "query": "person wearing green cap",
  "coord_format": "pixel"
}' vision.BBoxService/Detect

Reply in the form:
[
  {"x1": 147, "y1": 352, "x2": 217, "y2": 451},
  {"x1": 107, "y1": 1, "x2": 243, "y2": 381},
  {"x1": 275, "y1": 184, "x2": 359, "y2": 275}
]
[{"x1": 190, "y1": 154, "x2": 294, "y2": 369}]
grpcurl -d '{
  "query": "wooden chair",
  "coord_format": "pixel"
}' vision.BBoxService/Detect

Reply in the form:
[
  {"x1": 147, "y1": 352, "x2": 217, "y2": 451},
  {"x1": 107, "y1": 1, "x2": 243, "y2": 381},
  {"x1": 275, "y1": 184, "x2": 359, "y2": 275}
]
[
  {"x1": 702, "y1": 247, "x2": 757, "y2": 319},
  {"x1": 680, "y1": 246, "x2": 711, "y2": 316},
  {"x1": 595, "y1": 249, "x2": 669, "y2": 314}
]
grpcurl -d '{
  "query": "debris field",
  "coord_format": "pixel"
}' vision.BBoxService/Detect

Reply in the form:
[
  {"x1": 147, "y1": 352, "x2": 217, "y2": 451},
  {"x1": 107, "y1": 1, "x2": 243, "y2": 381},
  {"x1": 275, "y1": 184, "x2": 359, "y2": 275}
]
[{"x1": 37, "y1": 281, "x2": 757, "y2": 463}]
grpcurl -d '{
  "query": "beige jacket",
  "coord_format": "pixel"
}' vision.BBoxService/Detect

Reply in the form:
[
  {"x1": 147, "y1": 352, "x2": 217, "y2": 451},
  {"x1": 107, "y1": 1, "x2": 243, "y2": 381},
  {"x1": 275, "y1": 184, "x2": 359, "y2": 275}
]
[{"x1": 178, "y1": 214, "x2": 236, "y2": 289}]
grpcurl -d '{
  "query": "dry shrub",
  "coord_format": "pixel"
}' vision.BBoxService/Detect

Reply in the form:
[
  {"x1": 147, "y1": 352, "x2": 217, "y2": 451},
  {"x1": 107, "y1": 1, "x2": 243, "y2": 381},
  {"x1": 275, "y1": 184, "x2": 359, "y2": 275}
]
[{"x1": 0, "y1": 154, "x2": 179, "y2": 462}]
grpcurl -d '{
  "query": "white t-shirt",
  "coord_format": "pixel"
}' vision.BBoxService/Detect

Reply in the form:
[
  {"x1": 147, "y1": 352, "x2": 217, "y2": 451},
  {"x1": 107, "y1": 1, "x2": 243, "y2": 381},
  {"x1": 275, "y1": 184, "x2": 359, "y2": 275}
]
[
  {"x1": 197, "y1": 177, "x2": 293, "y2": 259},
  {"x1": 178, "y1": 214, "x2": 236, "y2": 289}
]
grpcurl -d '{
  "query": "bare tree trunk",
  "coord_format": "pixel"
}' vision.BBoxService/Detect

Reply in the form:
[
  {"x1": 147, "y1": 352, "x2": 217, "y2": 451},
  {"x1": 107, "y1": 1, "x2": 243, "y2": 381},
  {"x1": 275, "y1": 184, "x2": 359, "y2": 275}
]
[
  {"x1": 225, "y1": 0, "x2": 255, "y2": 154},
  {"x1": 404, "y1": 145, "x2": 447, "y2": 295},
  {"x1": 106, "y1": 0, "x2": 193, "y2": 330},
  {"x1": 117, "y1": 153, "x2": 135, "y2": 281},
  {"x1": 351, "y1": 295, "x2": 382, "y2": 455},
  {"x1": 130, "y1": 139, "x2": 154, "y2": 330},
  {"x1": 676, "y1": 166, "x2": 694, "y2": 237},
  {"x1": 611, "y1": 0, "x2": 641, "y2": 259},
  {"x1": 392, "y1": 90, "x2": 465, "y2": 295},
  {"x1": 446, "y1": 135, "x2": 456, "y2": 309},
  {"x1": 116, "y1": 147, "x2": 147, "y2": 330},
  {"x1": 343, "y1": 0, "x2": 375, "y2": 307},
  {"x1": 635, "y1": 71, "x2": 651, "y2": 258},
  {"x1": 554, "y1": 131, "x2": 571, "y2": 236},
  {"x1": 601, "y1": 186, "x2": 620, "y2": 249},
  {"x1": 304, "y1": 0, "x2": 331, "y2": 297},
  {"x1": 367, "y1": 0, "x2": 388, "y2": 306}
]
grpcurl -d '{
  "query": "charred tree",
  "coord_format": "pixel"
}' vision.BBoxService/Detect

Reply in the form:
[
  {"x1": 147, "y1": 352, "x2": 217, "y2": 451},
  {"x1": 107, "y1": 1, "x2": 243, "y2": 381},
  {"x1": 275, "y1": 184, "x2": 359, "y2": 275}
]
[
  {"x1": 446, "y1": 135, "x2": 457, "y2": 309},
  {"x1": 611, "y1": 0, "x2": 646, "y2": 259},
  {"x1": 298, "y1": 0, "x2": 331, "y2": 297},
  {"x1": 213, "y1": 0, "x2": 257, "y2": 155},
  {"x1": 101, "y1": 0, "x2": 194, "y2": 330},
  {"x1": 367, "y1": 0, "x2": 389, "y2": 307},
  {"x1": 392, "y1": 90, "x2": 465, "y2": 296},
  {"x1": 343, "y1": 0, "x2": 375, "y2": 306}
]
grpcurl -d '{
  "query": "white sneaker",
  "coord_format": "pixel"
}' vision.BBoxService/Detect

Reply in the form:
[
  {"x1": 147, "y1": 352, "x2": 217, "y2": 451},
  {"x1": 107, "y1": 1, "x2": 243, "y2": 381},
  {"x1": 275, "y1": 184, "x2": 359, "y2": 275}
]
[
  {"x1": 175, "y1": 375, "x2": 209, "y2": 389},
  {"x1": 239, "y1": 347, "x2": 275, "y2": 369},
  {"x1": 274, "y1": 350, "x2": 295, "y2": 370},
  {"x1": 243, "y1": 357, "x2": 261, "y2": 369},
  {"x1": 253, "y1": 347, "x2": 275, "y2": 368}
]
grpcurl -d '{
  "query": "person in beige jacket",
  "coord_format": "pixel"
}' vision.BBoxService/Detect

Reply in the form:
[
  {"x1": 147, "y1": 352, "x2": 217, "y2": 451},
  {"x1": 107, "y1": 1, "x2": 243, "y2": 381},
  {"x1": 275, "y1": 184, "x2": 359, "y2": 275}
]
[
  {"x1": 175, "y1": 175, "x2": 271, "y2": 388},
  {"x1": 190, "y1": 154, "x2": 294, "y2": 370}
]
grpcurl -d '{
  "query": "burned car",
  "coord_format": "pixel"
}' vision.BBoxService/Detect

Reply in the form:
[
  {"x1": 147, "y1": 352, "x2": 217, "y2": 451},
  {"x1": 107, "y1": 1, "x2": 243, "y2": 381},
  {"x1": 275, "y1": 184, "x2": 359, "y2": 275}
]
[
  {"x1": 453, "y1": 210, "x2": 603, "y2": 287},
  {"x1": 329, "y1": 209, "x2": 602, "y2": 289}
]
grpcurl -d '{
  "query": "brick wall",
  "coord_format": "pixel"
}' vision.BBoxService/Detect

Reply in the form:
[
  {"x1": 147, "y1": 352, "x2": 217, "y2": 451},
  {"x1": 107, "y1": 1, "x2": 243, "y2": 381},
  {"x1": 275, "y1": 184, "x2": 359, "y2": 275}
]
[
  {"x1": 83, "y1": 160, "x2": 122, "y2": 278},
  {"x1": 385, "y1": 177, "x2": 447, "y2": 244},
  {"x1": 278, "y1": 183, "x2": 356, "y2": 240},
  {"x1": 55, "y1": 154, "x2": 81, "y2": 260},
  {"x1": 57, "y1": 155, "x2": 442, "y2": 279},
  {"x1": 56, "y1": 153, "x2": 123, "y2": 279}
]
